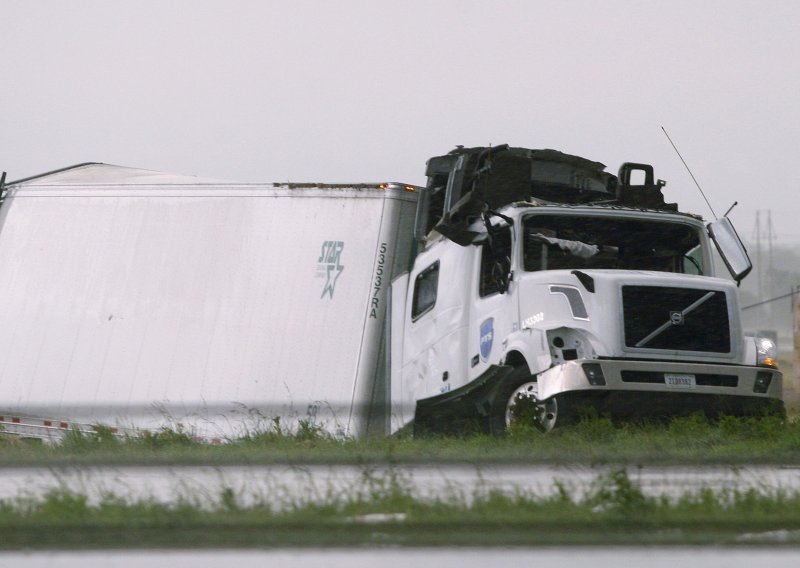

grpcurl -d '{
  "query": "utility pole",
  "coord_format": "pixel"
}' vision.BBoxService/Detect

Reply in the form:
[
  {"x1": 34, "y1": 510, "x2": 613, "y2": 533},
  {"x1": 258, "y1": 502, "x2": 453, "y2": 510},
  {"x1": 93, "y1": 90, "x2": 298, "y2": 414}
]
[
  {"x1": 753, "y1": 210, "x2": 777, "y2": 326},
  {"x1": 794, "y1": 284, "x2": 800, "y2": 392},
  {"x1": 754, "y1": 211, "x2": 762, "y2": 302},
  {"x1": 767, "y1": 210, "x2": 775, "y2": 305}
]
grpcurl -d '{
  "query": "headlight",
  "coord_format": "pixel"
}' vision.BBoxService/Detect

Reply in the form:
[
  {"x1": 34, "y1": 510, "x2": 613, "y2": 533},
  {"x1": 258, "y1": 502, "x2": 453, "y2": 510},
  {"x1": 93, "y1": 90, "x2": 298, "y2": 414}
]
[{"x1": 756, "y1": 337, "x2": 778, "y2": 368}]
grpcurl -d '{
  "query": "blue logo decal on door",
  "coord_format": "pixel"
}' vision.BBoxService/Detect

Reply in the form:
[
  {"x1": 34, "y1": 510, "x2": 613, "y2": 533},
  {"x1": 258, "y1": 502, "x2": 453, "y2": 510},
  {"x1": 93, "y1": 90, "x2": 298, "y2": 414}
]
[{"x1": 480, "y1": 318, "x2": 494, "y2": 362}]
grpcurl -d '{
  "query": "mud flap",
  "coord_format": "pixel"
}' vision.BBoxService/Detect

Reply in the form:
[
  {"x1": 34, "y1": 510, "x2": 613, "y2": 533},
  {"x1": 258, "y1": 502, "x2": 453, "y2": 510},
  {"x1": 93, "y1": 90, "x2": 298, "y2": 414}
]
[{"x1": 413, "y1": 365, "x2": 514, "y2": 436}]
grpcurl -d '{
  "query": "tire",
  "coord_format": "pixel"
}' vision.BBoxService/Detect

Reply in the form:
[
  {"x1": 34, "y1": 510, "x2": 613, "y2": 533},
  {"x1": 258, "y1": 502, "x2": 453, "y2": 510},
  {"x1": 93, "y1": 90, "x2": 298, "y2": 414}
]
[{"x1": 489, "y1": 366, "x2": 559, "y2": 436}]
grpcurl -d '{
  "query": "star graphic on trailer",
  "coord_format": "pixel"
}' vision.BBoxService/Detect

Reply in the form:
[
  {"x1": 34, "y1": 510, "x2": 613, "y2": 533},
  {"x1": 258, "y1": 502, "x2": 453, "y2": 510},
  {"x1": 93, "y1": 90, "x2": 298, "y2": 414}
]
[{"x1": 321, "y1": 262, "x2": 344, "y2": 299}]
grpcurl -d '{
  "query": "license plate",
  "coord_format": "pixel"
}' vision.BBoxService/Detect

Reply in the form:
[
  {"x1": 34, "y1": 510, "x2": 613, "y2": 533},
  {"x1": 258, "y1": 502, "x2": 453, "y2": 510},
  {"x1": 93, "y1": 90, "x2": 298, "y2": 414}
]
[{"x1": 664, "y1": 373, "x2": 696, "y2": 389}]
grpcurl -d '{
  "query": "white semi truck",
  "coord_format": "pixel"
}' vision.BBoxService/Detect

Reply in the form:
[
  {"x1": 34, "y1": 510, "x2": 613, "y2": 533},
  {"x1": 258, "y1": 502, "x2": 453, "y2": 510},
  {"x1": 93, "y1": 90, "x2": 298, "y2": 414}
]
[{"x1": 0, "y1": 146, "x2": 783, "y2": 440}]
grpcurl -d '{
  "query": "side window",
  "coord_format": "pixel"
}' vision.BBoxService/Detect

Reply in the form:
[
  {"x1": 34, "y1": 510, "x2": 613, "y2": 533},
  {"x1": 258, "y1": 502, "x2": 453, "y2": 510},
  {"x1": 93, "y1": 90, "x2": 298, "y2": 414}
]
[
  {"x1": 479, "y1": 227, "x2": 512, "y2": 297},
  {"x1": 412, "y1": 261, "x2": 439, "y2": 320}
]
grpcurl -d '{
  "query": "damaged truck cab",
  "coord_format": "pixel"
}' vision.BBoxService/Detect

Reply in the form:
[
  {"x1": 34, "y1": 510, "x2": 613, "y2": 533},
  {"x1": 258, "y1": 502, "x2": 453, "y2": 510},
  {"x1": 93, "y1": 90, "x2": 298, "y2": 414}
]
[{"x1": 390, "y1": 146, "x2": 782, "y2": 434}]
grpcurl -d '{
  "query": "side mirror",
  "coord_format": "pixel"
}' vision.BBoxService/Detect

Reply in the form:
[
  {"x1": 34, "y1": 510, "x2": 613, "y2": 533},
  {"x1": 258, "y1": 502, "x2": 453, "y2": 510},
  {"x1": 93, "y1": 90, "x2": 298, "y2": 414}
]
[{"x1": 708, "y1": 217, "x2": 752, "y2": 284}]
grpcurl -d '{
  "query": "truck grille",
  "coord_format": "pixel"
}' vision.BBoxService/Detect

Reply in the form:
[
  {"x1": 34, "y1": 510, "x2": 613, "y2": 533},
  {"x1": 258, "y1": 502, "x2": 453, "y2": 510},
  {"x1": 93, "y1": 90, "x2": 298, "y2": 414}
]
[{"x1": 622, "y1": 286, "x2": 730, "y2": 353}]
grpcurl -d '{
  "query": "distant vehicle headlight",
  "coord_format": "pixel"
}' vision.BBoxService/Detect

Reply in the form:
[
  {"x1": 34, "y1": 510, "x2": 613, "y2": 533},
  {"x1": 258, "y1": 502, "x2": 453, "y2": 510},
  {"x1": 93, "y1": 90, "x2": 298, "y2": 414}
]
[{"x1": 756, "y1": 337, "x2": 778, "y2": 368}]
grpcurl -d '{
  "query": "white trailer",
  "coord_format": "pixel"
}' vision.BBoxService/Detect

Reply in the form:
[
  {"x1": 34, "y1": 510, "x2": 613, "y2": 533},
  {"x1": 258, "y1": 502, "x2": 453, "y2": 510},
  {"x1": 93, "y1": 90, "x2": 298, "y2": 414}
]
[{"x1": 0, "y1": 163, "x2": 418, "y2": 439}]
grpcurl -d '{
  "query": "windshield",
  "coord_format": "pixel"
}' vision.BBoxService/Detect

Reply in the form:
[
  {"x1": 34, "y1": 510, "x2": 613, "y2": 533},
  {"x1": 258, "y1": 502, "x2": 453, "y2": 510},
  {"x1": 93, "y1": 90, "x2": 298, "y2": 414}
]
[{"x1": 522, "y1": 214, "x2": 704, "y2": 274}]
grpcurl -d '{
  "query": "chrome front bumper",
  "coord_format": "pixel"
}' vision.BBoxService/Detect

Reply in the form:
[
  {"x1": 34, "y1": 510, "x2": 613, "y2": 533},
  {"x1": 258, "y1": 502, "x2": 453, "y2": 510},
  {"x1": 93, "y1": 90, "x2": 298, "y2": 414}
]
[{"x1": 536, "y1": 359, "x2": 783, "y2": 417}]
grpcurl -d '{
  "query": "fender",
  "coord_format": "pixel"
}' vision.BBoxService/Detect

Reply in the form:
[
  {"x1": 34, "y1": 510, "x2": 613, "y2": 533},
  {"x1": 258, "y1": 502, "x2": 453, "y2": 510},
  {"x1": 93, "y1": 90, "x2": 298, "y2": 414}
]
[{"x1": 501, "y1": 327, "x2": 552, "y2": 376}]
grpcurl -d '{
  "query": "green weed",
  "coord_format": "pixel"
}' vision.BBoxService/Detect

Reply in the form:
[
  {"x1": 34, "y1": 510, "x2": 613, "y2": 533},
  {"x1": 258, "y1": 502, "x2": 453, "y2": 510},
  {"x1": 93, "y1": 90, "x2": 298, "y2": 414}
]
[
  {"x1": 587, "y1": 468, "x2": 652, "y2": 515},
  {"x1": 139, "y1": 425, "x2": 197, "y2": 448},
  {"x1": 3, "y1": 413, "x2": 800, "y2": 466}
]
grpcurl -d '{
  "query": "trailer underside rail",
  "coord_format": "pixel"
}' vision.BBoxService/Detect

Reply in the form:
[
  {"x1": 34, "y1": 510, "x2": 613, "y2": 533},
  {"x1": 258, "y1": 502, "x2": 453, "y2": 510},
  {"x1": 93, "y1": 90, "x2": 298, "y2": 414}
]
[{"x1": 0, "y1": 413, "x2": 225, "y2": 444}]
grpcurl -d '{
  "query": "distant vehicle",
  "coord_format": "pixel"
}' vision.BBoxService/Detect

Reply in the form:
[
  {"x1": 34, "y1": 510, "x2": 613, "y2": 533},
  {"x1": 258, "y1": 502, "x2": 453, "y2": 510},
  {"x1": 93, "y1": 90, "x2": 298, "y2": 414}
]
[{"x1": 0, "y1": 147, "x2": 782, "y2": 440}]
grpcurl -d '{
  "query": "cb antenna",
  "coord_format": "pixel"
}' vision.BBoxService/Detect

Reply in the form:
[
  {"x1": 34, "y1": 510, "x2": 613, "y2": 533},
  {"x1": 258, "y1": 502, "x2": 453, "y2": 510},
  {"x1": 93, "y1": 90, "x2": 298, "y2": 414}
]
[{"x1": 661, "y1": 126, "x2": 717, "y2": 219}]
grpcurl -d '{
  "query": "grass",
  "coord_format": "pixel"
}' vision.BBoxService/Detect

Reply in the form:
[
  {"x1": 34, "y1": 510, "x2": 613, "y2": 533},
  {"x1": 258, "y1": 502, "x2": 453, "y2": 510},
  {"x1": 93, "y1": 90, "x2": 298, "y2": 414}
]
[
  {"x1": 1, "y1": 468, "x2": 800, "y2": 548},
  {"x1": 2, "y1": 412, "x2": 800, "y2": 466},
  {"x1": 2, "y1": 415, "x2": 800, "y2": 548}
]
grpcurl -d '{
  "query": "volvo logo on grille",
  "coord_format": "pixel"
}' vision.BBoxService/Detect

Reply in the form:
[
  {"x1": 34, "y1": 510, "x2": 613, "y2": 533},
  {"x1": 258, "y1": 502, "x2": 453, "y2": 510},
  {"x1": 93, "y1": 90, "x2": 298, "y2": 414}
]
[{"x1": 670, "y1": 311, "x2": 685, "y2": 326}]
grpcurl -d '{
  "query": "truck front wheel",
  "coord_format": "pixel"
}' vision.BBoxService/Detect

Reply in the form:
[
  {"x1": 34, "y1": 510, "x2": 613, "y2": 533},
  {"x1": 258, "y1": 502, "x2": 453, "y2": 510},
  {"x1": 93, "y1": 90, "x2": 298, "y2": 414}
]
[{"x1": 489, "y1": 366, "x2": 558, "y2": 435}]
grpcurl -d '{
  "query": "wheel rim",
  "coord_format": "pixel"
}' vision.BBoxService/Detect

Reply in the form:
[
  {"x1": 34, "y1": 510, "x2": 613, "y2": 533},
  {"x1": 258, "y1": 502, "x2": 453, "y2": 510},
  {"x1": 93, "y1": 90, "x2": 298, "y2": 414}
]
[{"x1": 505, "y1": 381, "x2": 557, "y2": 432}]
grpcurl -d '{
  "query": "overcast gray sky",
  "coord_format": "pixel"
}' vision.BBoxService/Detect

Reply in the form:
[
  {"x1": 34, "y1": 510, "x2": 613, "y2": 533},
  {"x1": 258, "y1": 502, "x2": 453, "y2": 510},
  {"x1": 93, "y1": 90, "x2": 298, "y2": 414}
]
[{"x1": 2, "y1": 0, "x2": 799, "y2": 242}]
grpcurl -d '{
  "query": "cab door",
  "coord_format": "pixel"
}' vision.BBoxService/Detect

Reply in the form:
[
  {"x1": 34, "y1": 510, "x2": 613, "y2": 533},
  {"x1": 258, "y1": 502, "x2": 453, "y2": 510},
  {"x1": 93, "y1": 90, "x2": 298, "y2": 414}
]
[
  {"x1": 399, "y1": 243, "x2": 472, "y2": 404},
  {"x1": 467, "y1": 225, "x2": 518, "y2": 382}
]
